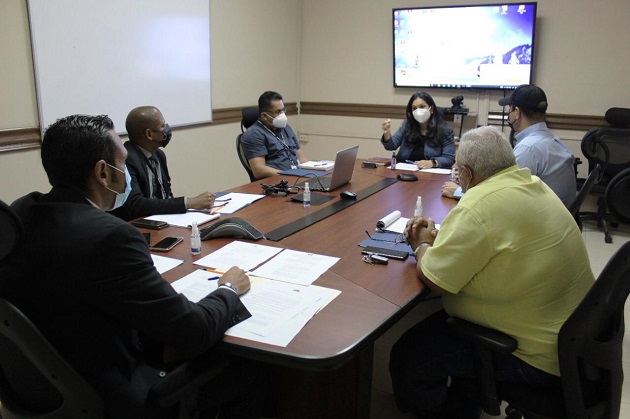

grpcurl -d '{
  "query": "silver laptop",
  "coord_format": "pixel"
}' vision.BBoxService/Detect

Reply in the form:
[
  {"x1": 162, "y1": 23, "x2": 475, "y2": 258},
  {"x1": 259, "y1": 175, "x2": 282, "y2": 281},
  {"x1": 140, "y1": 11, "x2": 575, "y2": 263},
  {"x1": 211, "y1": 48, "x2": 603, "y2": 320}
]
[{"x1": 297, "y1": 145, "x2": 359, "y2": 191}]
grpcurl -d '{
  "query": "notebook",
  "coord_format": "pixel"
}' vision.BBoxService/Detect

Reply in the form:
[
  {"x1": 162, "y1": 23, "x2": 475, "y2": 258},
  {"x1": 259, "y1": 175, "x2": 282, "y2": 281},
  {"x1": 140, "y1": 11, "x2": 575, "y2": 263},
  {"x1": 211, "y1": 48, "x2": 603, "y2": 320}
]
[{"x1": 295, "y1": 145, "x2": 359, "y2": 191}]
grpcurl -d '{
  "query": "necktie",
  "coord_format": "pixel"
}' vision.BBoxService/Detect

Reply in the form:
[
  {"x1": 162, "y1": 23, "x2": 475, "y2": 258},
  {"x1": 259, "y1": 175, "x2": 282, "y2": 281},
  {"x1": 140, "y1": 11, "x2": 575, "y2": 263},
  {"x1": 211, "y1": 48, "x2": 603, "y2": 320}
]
[{"x1": 148, "y1": 156, "x2": 165, "y2": 199}]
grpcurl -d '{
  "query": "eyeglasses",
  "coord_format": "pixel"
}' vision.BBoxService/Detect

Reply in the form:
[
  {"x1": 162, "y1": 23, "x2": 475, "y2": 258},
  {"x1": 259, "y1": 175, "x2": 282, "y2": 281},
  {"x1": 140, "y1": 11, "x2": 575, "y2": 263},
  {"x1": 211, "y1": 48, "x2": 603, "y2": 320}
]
[
  {"x1": 365, "y1": 230, "x2": 405, "y2": 245},
  {"x1": 263, "y1": 108, "x2": 286, "y2": 117}
]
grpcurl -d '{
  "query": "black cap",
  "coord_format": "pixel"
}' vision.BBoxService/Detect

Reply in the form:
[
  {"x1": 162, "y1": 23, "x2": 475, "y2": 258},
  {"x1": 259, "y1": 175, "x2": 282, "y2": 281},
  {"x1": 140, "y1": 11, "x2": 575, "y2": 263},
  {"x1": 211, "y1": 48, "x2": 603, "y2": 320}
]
[{"x1": 498, "y1": 84, "x2": 548, "y2": 112}]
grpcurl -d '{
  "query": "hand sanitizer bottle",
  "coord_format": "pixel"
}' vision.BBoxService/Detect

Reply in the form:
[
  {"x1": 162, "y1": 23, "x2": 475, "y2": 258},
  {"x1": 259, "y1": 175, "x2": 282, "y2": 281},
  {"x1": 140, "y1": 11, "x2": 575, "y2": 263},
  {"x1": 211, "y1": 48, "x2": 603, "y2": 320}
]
[
  {"x1": 303, "y1": 182, "x2": 311, "y2": 208},
  {"x1": 390, "y1": 152, "x2": 397, "y2": 170},
  {"x1": 414, "y1": 196, "x2": 423, "y2": 217},
  {"x1": 191, "y1": 221, "x2": 201, "y2": 255}
]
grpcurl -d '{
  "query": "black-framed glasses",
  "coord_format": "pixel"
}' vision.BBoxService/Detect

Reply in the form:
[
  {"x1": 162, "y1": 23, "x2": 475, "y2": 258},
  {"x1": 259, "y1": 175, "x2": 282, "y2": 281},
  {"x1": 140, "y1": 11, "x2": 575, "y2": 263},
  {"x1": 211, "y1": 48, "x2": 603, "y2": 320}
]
[{"x1": 263, "y1": 108, "x2": 286, "y2": 117}]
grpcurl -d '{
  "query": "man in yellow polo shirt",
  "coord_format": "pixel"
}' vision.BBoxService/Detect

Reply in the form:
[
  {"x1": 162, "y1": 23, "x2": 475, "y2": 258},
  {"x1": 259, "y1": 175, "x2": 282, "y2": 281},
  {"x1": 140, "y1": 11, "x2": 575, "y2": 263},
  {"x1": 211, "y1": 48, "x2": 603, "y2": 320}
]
[{"x1": 389, "y1": 126, "x2": 594, "y2": 418}]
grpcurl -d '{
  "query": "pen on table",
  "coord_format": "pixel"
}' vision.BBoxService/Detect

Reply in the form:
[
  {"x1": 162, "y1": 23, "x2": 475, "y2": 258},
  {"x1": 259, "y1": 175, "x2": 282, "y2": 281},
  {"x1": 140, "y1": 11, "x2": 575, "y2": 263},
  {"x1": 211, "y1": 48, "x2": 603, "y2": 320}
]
[
  {"x1": 405, "y1": 160, "x2": 416, "y2": 164},
  {"x1": 203, "y1": 267, "x2": 226, "y2": 274},
  {"x1": 214, "y1": 198, "x2": 232, "y2": 202},
  {"x1": 210, "y1": 204, "x2": 226, "y2": 214},
  {"x1": 207, "y1": 276, "x2": 220, "y2": 281}
]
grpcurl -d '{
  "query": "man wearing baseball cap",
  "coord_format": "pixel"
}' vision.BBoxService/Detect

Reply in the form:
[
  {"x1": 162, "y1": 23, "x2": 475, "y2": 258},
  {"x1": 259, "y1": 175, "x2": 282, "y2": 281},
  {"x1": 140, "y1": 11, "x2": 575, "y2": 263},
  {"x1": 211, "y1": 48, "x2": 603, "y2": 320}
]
[{"x1": 498, "y1": 84, "x2": 576, "y2": 207}]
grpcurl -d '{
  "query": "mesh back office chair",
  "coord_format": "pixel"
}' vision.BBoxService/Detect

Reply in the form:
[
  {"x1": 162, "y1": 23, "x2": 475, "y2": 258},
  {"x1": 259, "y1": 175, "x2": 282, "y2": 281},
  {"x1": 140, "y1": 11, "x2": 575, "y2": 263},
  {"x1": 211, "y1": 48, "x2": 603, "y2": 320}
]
[
  {"x1": 236, "y1": 107, "x2": 260, "y2": 182},
  {"x1": 578, "y1": 107, "x2": 630, "y2": 243},
  {"x1": 568, "y1": 163, "x2": 602, "y2": 231},
  {"x1": 0, "y1": 200, "x2": 228, "y2": 419},
  {"x1": 447, "y1": 240, "x2": 630, "y2": 419}
]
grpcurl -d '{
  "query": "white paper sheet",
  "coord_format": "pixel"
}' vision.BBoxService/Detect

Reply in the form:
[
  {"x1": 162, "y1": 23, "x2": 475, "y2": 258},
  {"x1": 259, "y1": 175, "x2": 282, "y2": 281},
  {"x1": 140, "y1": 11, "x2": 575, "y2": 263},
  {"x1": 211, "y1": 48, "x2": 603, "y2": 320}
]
[
  {"x1": 194, "y1": 241, "x2": 282, "y2": 272},
  {"x1": 394, "y1": 163, "x2": 420, "y2": 171},
  {"x1": 226, "y1": 277, "x2": 341, "y2": 346},
  {"x1": 212, "y1": 192, "x2": 265, "y2": 214},
  {"x1": 151, "y1": 254, "x2": 184, "y2": 274},
  {"x1": 421, "y1": 168, "x2": 451, "y2": 174},
  {"x1": 170, "y1": 269, "x2": 219, "y2": 302},
  {"x1": 251, "y1": 249, "x2": 340, "y2": 286}
]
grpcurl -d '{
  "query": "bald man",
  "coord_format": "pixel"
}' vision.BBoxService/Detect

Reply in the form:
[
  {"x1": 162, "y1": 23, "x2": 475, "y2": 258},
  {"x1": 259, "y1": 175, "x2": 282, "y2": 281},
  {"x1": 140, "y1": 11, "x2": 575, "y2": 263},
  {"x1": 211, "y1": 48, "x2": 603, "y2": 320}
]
[{"x1": 110, "y1": 106, "x2": 216, "y2": 221}]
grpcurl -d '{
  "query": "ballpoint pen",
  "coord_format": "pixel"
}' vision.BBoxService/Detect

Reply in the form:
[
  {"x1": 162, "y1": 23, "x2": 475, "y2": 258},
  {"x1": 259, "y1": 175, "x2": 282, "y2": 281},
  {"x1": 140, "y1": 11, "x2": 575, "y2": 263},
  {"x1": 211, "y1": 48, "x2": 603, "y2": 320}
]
[
  {"x1": 405, "y1": 160, "x2": 416, "y2": 164},
  {"x1": 214, "y1": 198, "x2": 232, "y2": 202},
  {"x1": 210, "y1": 204, "x2": 226, "y2": 214}
]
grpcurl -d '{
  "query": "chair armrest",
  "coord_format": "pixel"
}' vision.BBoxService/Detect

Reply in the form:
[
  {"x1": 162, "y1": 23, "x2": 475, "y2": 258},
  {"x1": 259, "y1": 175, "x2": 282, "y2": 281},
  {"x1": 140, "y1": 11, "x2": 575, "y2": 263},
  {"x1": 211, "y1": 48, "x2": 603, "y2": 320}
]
[
  {"x1": 148, "y1": 353, "x2": 229, "y2": 409},
  {"x1": 446, "y1": 317, "x2": 518, "y2": 354}
]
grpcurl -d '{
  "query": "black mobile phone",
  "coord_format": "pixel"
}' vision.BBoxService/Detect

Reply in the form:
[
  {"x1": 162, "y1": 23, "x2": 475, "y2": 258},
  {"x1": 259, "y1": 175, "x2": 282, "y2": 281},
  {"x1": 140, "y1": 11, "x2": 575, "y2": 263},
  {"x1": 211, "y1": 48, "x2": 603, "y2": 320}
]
[
  {"x1": 131, "y1": 219, "x2": 168, "y2": 230},
  {"x1": 150, "y1": 236, "x2": 183, "y2": 252},
  {"x1": 361, "y1": 162, "x2": 378, "y2": 169}
]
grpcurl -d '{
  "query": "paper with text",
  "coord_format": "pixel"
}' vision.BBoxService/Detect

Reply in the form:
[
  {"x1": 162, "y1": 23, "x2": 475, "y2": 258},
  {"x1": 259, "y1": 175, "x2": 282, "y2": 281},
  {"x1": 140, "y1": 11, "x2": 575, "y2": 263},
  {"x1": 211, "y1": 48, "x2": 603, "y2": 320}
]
[
  {"x1": 252, "y1": 249, "x2": 340, "y2": 286},
  {"x1": 194, "y1": 241, "x2": 282, "y2": 272}
]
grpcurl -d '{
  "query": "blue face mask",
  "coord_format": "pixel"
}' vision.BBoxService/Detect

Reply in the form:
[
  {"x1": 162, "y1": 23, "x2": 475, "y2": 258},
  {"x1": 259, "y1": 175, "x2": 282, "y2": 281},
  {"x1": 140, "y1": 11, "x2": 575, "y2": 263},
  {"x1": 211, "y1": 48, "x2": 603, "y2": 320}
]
[{"x1": 105, "y1": 163, "x2": 132, "y2": 210}]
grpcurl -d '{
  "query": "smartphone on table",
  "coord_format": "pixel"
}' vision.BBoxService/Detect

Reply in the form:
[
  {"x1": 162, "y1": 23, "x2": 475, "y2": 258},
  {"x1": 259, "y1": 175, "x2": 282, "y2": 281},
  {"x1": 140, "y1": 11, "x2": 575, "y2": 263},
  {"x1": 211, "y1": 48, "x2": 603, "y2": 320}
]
[
  {"x1": 131, "y1": 219, "x2": 168, "y2": 230},
  {"x1": 150, "y1": 236, "x2": 183, "y2": 252}
]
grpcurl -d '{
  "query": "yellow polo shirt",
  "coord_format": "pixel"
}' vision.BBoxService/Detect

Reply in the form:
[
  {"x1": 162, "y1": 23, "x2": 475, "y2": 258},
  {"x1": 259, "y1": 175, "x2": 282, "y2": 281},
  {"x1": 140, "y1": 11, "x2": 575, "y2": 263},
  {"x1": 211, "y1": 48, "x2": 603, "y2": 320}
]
[{"x1": 421, "y1": 165, "x2": 594, "y2": 376}]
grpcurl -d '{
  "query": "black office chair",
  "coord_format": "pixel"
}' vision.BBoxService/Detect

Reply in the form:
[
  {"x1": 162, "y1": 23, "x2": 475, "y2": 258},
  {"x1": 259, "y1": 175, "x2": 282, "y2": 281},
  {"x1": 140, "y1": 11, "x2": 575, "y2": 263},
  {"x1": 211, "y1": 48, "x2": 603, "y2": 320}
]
[
  {"x1": 447, "y1": 240, "x2": 630, "y2": 419},
  {"x1": 605, "y1": 167, "x2": 630, "y2": 228},
  {"x1": 0, "y1": 200, "x2": 228, "y2": 419},
  {"x1": 568, "y1": 163, "x2": 602, "y2": 231},
  {"x1": 578, "y1": 107, "x2": 630, "y2": 243},
  {"x1": 236, "y1": 106, "x2": 260, "y2": 182}
]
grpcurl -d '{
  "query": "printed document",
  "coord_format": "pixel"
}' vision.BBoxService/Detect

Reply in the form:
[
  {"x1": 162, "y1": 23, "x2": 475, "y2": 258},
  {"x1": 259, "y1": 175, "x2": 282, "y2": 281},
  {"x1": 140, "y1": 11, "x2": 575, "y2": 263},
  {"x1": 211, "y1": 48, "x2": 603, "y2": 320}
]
[
  {"x1": 194, "y1": 241, "x2": 282, "y2": 272},
  {"x1": 145, "y1": 212, "x2": 219, "y2": 228},
  {"x1": 252, "y1": 249, "x2": 340, "y2": 286}
]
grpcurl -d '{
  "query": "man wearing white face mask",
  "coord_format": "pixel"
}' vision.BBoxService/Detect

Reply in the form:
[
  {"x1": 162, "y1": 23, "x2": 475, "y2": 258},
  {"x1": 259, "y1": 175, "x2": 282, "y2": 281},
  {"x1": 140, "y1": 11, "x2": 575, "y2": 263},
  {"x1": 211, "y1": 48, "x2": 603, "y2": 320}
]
[
  {"x1": 381, "y1": 91, "x2": 455, "y2": 169},
  {"x1": 241, "y1": 91, "x2": 309, "y2": 180},
  {"x1": 1, "y1": 114, "x2": 268, "y2": 418}
]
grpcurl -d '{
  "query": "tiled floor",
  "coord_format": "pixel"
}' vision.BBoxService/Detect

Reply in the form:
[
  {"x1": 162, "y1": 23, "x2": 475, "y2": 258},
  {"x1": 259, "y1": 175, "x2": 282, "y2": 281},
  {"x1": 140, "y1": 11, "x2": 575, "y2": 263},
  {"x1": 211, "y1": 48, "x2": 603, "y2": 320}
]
[{"x1": 370, "y1": 220, "x2": 630, "y2": 419}]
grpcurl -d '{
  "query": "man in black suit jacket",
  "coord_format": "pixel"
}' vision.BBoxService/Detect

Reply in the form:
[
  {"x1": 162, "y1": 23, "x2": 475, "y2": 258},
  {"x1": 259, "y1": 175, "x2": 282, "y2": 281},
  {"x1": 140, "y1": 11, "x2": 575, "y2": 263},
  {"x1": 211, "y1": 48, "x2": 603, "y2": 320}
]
[
  {"x1": 0, "y1": 115, "x2": 266, "y2": 418},
  {"x1": 110, "y1": 106, "x2": 216, "y2": 221}
]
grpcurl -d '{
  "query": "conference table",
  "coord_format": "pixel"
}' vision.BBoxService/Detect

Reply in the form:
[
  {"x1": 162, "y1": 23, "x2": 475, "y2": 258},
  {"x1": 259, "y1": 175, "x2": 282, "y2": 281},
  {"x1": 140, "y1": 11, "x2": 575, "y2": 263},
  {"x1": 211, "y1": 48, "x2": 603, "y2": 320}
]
[{"x1": 148, "y1": 161, "x2": 457, "y2": 418}]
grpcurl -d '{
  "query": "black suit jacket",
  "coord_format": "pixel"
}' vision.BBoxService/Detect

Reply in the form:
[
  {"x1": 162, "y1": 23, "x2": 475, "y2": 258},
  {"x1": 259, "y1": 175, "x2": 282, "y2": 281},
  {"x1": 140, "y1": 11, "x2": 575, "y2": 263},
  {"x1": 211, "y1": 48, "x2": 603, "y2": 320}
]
[
  {"x1": 0, "y1": 188, "x2": 249, "y2": 417},
  {"x1": 110, "y1": 142, "x2": 186, "y2": 221}
]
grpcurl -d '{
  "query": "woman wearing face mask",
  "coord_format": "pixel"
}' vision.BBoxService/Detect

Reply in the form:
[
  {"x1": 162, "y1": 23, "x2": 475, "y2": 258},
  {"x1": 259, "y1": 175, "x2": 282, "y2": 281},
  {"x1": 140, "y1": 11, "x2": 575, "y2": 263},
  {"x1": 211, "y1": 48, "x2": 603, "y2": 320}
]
[{"x1": 380, "y1": 92, "x2": 455, "y2": 169}]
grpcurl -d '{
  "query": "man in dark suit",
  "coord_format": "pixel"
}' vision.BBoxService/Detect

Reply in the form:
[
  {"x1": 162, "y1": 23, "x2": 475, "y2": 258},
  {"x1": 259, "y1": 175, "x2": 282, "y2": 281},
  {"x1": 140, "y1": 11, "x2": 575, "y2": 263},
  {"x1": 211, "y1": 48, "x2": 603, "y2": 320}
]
[
  {"x1": 0, "y1": 115, "x2": 266, "y2": 418},
  {"x1": 110, "y1": 106, "x2": 216, "y2": 221}
]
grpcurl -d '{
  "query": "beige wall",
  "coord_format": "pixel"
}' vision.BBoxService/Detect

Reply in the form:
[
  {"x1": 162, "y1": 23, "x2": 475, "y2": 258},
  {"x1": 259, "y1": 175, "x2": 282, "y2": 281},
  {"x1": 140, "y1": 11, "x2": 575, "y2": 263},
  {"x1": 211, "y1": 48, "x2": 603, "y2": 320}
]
[{"x1": 2, "y1": 0, "x2": 629, "y2": 203}]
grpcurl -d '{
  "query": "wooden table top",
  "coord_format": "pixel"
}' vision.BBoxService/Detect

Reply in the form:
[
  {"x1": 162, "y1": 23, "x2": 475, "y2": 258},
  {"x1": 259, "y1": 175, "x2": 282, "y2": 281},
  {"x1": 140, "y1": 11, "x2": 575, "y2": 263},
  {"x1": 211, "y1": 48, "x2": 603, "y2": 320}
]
[{"x1": 147, "y1": 161, "x2": 456, "y2": 370}]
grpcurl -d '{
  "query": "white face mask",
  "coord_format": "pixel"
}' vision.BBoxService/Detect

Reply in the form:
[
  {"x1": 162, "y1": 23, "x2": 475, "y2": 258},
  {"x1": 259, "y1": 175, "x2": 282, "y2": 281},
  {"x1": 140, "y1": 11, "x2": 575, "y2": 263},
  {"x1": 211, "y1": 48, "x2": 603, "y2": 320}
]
[
  {"x1": 412, "y1": 108, "x2": 431, "y2": 124},
  {"x1": 271, "y1": 112, "x2": 288, "y2": 129}
]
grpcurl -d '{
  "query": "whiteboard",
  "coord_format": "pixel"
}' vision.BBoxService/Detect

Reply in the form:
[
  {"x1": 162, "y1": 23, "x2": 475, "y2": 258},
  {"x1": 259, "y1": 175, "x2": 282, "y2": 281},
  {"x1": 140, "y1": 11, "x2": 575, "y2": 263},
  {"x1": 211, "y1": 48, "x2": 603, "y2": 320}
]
[{"x1": 28, "y1": 0, "x2": 211, "y2": 134}]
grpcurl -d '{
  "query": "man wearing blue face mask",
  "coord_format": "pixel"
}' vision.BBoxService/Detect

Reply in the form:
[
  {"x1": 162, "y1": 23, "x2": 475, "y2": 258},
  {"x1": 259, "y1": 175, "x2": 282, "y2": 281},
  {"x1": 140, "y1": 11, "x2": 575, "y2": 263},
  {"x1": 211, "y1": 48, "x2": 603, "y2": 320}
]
[
  {"x1": 110, "y1": 106, "x2": 217, "y2": 221},
  {"x1": 1, "y1": 114, "x2": 268, "y2": 418},
  {"x1": 240, "y1": 91, "x2": 309, "y2": 179}
]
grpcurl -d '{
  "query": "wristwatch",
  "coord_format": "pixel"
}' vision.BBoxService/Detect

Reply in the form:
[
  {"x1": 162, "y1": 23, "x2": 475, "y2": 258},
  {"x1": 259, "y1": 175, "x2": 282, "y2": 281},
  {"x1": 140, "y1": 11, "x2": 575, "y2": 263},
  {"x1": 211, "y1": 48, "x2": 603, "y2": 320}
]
[
  {"x1": 431, "y1": 159, "x2": 439, "y2": 168},
  {"x1": 414, "y1": 242, "x2": 432, "y2": 256},
  {"x1": 219, "y1": 282, "x2": 239, "y2": 294}
]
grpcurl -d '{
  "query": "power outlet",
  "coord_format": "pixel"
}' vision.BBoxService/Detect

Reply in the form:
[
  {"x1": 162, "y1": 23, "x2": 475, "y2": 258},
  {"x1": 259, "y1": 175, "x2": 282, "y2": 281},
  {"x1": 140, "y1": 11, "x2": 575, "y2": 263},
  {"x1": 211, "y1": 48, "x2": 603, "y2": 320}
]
[
  {"x1": 299, "y1": 133, "x2": 309, "y2": 143},
  {"x1": 454, "y1": 114, "x2": 463, "y2": 123}
]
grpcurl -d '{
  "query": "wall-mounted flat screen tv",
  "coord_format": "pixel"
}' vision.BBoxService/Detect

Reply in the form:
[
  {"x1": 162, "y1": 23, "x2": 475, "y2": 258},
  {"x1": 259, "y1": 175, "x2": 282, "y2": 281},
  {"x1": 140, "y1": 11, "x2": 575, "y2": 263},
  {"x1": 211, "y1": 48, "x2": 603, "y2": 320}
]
[{"x1": 393, "y1": 3, "x2": 537, "y2": 90}]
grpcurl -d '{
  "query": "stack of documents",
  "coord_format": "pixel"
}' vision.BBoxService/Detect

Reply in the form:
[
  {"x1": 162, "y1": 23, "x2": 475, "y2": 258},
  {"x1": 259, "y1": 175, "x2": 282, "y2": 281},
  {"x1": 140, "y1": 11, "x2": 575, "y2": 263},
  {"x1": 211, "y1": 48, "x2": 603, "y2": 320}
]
[{"x1": 170, "y1": 241, "x2": 341, "y2": 347}]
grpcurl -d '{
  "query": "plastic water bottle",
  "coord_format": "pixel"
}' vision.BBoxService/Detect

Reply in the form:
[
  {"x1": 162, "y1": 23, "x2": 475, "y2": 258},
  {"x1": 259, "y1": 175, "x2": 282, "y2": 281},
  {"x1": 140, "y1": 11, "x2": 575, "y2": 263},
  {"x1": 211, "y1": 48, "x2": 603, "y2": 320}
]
[
  {"x1": 390, "y1": 152, "x2": 397, "y2": 170},
  {"x1": 414, "y1": 196, "x2": 423, "y2": 217},
  {"x1": 303, "y1": 182, "x2": 311, "y2": 208},
  {"x1": 191, "y1": 221, "x2": 201, "y2": 255}
]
